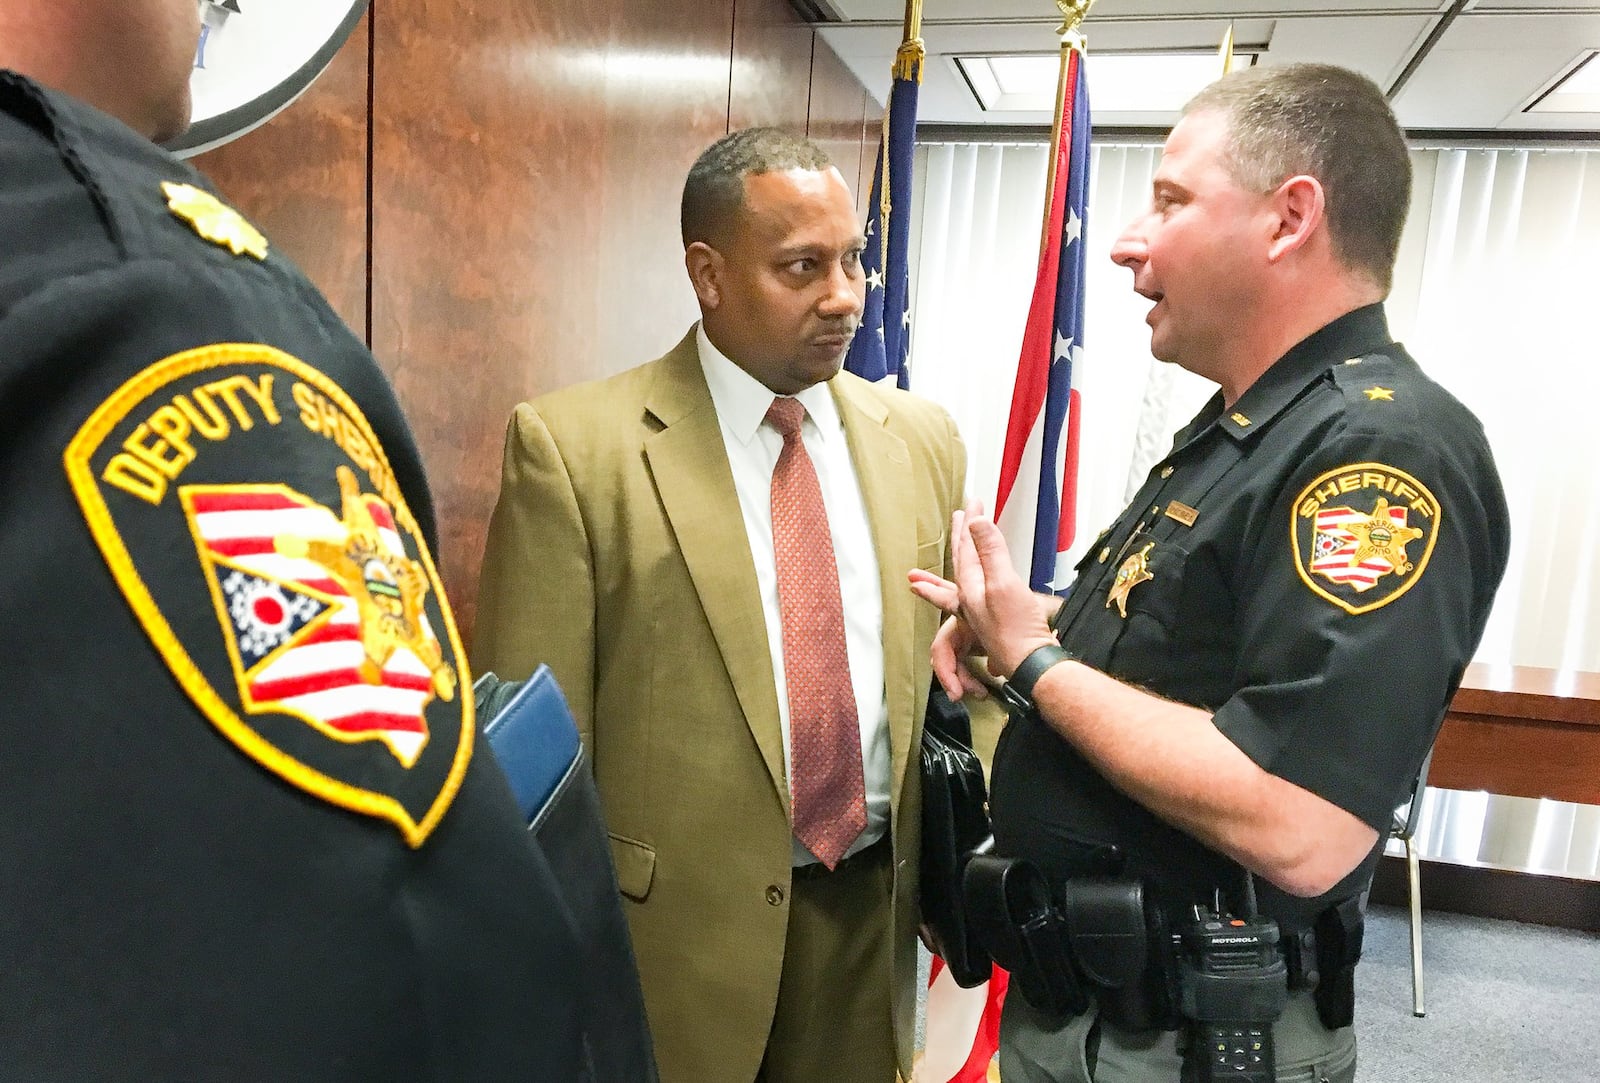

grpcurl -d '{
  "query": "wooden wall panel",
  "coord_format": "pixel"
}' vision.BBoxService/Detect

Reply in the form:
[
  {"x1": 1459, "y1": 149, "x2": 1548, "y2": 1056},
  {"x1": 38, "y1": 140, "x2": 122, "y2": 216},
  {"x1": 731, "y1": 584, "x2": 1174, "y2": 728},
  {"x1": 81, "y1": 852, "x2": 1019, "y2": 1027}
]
[
  {"x1": 196, "y1": 0, "x2": 871, "y2": 645},
  {"x1": 371, "y1": 0, "x2": 756, "y2": 641},
  {"x1": 730, "y1": 0, "x2": 814, "y2": 133},
  {"x1": 193, "y1": 13, "x2": 370, "y2": 337},
  {"x1": 591, "y1": 0, "x2": 739, "y2": 383},
  {"x1": 806, "y1": 37, "x2": 871, "y2": 207}
]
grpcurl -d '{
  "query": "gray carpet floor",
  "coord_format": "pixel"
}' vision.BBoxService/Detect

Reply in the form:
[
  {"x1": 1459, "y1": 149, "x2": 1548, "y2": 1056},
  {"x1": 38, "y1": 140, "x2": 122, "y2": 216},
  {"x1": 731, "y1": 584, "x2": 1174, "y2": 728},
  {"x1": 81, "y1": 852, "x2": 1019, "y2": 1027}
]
[
  {"x1": 1355, "y1": 903, "x2": 1600, "y2": 1082},
  {"x1": 916, "y1": 904, "x2": 1600, "y2": 1081}
]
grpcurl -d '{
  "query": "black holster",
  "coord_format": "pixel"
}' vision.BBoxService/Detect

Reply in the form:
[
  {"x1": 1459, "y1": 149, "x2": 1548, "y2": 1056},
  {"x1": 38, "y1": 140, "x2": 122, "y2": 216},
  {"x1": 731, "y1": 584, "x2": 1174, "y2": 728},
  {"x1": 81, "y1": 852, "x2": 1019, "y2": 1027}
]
[
  {"x1": 963, "y1": 856, "x2": 1170, "y2": 1026},
  {"x1": 962, "y1": 853, "x2": 1088, "y2": 1018},
  {"x1": 1310, "y1": 895, "x2": 1364, "y2": 1030}
]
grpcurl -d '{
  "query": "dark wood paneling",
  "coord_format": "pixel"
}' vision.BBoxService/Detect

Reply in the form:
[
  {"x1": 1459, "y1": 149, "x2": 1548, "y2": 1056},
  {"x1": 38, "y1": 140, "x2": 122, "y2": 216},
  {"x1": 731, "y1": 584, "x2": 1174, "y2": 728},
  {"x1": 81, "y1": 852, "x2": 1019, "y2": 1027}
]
[
  {"x1": 193, "y1": 12, "x2": 370, "y2": 337},
  {"x1": 592, "y1": 0, "x2": 738, "y2": 385},
  {"x1": 729, "y1": 0, "x2": 814, "y2": 133},
  {"x1": 1430, "y1": 665, "x2": 1600, "y2": 804},
  {"x1": 807, "y1": 36, "x2": 870, "y2": 205},
  {"x1": 372, "y1": 0, "x2": 740, "y2": 642}
]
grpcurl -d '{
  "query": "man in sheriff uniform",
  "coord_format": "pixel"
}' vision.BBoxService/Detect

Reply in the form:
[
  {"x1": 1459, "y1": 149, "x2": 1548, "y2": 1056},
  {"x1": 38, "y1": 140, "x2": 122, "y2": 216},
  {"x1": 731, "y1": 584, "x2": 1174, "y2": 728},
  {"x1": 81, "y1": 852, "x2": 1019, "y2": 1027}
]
[
  {"x1": 0, "y1": 2, "x2": 620, "y2": 1078},
  {"x1": 910, "y1": 64, "x2": 1510, "y2": 1082}
]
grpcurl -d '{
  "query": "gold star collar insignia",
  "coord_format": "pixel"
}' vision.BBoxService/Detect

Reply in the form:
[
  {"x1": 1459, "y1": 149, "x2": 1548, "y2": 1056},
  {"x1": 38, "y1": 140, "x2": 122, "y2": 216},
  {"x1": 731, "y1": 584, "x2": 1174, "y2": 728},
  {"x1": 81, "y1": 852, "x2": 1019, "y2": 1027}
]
[
  {"x1": 1363, "y1": 386, "x2": 1395, "y2": 401},
  {"x1": 162, "y1": 181, "x2": 269, "y2": 260}
]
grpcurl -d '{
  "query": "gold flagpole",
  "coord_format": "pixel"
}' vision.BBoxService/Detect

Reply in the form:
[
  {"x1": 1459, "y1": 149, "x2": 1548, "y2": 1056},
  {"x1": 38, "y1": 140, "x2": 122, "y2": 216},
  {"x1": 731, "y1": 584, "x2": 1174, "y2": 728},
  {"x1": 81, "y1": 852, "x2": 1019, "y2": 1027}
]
[
  {"x1": 876, "y1": 0, "x2": 925, "y2": 267},
  {"x1": 1042, "y1": 0, "x2": 1095, "y2": 257},
  {"x1": 900, "y1": 0, "x2": 924, "y2": 57},
  {"x1": 1218, "y1": 21, "x2": 1236, "y2": 75}
]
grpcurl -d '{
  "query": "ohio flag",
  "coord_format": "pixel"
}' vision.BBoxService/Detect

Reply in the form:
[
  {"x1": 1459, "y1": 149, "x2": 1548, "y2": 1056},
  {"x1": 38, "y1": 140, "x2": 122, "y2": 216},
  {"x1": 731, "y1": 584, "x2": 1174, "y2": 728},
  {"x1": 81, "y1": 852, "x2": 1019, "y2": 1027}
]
[{"x1": 993, "y1": 46, "x2": 1091, "y2": 592}]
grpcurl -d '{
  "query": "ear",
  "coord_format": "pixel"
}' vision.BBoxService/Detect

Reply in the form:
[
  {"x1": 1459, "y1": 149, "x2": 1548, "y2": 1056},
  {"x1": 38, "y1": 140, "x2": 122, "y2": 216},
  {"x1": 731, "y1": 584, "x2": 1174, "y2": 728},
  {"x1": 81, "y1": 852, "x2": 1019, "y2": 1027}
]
[
  {"x1": 685, "y1": 242, "x2": 723, "y2": 310},
  {"x1": 1266, "y1": 174, "x2": 1325, "y2": 263}
]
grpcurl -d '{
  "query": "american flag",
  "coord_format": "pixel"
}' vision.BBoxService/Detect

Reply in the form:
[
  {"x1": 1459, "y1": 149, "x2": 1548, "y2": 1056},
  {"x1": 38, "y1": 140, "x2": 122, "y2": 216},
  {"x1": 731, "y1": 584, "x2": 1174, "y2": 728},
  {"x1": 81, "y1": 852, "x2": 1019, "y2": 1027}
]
[
  {"x1": 843, "y1": 37, "x2": 920, "y2": 389},
  {"x1": 183, "y1": 486, "x2": 440, "y2": 766},
  {"x1": 1311, "y1": 503, "x2": 1411, "y2": 591},
  {"x1": 994, "y1": 46, "x2": 1090, "y2": 593}
]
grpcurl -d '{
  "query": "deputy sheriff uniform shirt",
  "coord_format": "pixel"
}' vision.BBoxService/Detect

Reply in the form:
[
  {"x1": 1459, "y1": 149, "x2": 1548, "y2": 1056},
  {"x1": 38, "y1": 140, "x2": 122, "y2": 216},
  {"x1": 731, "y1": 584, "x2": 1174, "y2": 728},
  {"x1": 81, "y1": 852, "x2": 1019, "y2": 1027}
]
[
  {"x1": 0, "y1": 73, "x2": 588, "y2": 1078},
  {"x1": 989, "y1": 304, "x2": 1511, "y2": 933}
]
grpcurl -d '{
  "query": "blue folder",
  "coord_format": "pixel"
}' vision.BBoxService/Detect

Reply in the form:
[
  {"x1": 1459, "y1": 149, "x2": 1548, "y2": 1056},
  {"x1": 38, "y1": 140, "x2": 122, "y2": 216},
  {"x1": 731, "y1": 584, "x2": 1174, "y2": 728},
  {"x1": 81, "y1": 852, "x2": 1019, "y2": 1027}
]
[{"x1": 480, "y1": 664, "x2": 582, "y2": 828}]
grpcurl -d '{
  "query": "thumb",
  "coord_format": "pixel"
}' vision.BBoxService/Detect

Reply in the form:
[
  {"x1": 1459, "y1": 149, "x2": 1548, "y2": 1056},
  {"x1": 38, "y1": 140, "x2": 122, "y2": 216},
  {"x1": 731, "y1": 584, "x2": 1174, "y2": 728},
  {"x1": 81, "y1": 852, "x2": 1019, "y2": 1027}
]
[{"x1": 966, "y1": 515, "x2": 1016, "y2": 579}]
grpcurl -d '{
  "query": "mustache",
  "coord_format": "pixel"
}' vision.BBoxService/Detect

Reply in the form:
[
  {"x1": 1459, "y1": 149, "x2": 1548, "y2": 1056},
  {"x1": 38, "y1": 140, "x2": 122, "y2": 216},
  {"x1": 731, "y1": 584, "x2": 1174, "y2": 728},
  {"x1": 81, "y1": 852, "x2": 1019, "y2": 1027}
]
[{"x1": 814, "y1": 321, "x2": 860, "y2": 339}]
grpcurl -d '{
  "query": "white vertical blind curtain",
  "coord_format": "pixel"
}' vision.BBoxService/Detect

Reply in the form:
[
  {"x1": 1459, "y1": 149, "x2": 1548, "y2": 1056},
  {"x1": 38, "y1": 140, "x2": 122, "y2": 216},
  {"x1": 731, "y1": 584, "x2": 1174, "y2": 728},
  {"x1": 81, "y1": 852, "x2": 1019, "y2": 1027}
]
[
  {"x1": 905, "y1": 140, "x2": 1600, "y2": 880},
  {"x1": 907, "y1": 141, "x2": 1215, "y2": 574}
]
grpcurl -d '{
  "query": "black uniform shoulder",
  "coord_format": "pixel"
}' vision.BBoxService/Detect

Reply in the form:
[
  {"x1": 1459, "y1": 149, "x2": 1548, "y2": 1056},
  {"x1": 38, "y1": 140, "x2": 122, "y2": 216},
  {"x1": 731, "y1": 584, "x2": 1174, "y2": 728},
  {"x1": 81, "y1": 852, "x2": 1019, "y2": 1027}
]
[
  {"x1": 1329, "y1": 345, "x2": 1491, "y2": 451},
  {"x1": 0, "y1": 73, "x2": 130, "y2": 312},
  {"x1": 0, "y1": 74, "x2": 335, "y2": 337}
]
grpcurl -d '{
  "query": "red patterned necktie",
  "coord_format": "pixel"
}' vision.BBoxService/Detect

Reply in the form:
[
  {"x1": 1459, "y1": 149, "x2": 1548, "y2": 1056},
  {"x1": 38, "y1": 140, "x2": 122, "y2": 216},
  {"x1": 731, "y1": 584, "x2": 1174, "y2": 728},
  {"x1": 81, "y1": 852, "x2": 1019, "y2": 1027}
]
[{"x1": 765, "y1": 396, "x2": 866, "y2": 870}]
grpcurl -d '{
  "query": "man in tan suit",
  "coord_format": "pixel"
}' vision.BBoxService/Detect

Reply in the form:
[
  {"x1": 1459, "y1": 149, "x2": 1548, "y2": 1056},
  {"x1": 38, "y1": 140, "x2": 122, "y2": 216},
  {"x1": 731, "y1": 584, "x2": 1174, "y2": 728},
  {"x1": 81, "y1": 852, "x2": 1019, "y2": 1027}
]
[{"x1": 474, "y1": 128, "x2": 965, "y2": 1082}]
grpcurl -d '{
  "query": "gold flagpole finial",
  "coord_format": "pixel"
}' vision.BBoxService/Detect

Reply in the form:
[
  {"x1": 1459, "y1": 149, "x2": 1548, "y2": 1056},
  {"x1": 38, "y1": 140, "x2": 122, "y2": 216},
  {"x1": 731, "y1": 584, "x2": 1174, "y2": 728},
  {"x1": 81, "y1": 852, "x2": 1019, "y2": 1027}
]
[
  {"x1": 1218, "y1": 22, "x2": 1236, "y2": 75},
  {"x1": 1041, "y1": 0, "x2": 1094, "y2": 256},
  {"x1": 1055, "y1": 0, "x2": 1095, "y2": 48}
]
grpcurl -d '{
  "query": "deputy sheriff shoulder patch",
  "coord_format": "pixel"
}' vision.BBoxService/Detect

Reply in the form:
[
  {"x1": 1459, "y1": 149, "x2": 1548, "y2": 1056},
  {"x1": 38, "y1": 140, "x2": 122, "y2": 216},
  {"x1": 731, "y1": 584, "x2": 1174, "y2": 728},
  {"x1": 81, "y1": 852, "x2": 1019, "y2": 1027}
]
[
  {"x1": 63, "y1": 343, "x2": 470, "y2": 847},
  {"x1": 1291, "y1": 462, "x2": 1440, "y2": 615}
]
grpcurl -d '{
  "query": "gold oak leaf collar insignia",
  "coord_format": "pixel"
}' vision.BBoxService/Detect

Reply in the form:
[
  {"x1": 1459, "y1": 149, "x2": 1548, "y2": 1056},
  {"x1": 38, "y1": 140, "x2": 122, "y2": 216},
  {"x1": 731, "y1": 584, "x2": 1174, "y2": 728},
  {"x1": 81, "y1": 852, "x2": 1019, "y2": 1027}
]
[
  {"x1": 163, "y1": 181, "x2": 269, "y2": 260},
  {"x1": 1106, "y1": 542, "x2": 1155, "y2": 619}
]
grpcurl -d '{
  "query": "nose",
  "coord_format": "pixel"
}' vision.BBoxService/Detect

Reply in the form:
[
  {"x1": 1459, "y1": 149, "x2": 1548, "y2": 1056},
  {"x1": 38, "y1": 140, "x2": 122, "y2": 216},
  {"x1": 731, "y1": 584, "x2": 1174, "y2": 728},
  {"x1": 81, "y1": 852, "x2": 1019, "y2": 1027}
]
[
  {"x1": 1109, "y1": 217, "x2": 1147, "y2": 272},
  {"x1": 819, "y1": 260, "x2": 864, "y2": 320}
]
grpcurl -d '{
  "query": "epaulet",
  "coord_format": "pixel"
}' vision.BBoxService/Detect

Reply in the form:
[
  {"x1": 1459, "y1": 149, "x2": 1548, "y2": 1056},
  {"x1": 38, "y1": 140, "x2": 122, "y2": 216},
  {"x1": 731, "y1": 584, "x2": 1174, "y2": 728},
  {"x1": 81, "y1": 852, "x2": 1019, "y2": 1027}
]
[
  {"x1": 1328, "y1": 349, "x2": 1418, "y2": 423},
  {"x1": 0, "y1": 73, "x2": 125, "y2": 311},
  {"x1": 0, "y1": 74, "x2": 273, "y2": 287}
]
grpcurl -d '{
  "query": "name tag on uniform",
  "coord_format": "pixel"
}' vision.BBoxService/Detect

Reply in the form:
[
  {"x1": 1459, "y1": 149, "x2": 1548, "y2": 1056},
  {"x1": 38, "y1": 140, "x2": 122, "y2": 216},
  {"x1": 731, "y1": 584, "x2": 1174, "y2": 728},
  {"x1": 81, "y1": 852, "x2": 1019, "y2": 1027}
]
[{"x1": 1164, "y1": 501, "x2": 1199, "y2": 528}]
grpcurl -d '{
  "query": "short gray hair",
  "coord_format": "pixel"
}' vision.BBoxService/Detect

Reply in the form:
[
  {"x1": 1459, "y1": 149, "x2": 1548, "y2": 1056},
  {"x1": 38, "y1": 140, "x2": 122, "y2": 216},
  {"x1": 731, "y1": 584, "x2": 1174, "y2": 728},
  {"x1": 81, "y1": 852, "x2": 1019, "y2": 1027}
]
[{"x1": 1185, "y1": 63, "x2": 1410, "y2": 290}]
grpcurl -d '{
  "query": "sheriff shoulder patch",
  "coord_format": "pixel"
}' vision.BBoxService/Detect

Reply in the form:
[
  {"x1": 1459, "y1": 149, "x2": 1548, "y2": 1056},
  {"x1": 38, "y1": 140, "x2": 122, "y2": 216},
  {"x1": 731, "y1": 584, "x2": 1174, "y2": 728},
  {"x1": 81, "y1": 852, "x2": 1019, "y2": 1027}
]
[
  {"x1": 63, "y1": 343, "x2": 471, "y2": 847},
  {"x1": 1291, "y1": 462, "x2": 1441, "y2": 615}
]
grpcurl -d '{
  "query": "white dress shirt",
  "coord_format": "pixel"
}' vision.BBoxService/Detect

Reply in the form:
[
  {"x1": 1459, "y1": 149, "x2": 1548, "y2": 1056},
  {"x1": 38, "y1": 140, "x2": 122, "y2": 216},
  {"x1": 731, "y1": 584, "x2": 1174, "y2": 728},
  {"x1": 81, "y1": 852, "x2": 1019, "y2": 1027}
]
[{"x1": 697, "y1": 325, "x2": 888, "y2": 867}]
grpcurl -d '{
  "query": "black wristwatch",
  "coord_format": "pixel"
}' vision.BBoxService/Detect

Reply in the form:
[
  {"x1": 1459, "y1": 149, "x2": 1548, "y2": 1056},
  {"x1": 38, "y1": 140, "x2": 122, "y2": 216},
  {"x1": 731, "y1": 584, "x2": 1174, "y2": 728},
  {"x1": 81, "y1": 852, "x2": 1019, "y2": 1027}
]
[{"x1": 997, "y1": 643, "x2": 1071, "y2": 717}]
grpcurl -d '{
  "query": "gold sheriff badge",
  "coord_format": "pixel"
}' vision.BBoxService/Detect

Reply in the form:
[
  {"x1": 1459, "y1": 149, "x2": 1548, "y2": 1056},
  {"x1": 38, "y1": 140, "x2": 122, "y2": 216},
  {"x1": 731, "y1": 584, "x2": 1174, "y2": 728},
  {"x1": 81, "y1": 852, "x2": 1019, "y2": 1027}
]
[
  {"x1": 1106, "y1": 542, "x2": 1155, "y2": 619},
  {"x1": 278, "y1": 467, "x2": 456, "y2": 701}
]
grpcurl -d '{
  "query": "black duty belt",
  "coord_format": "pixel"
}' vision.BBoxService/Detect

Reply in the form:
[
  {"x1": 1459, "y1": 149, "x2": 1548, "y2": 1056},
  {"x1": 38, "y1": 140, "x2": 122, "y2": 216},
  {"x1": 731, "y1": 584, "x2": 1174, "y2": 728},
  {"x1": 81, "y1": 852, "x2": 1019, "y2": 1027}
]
[{"x1": 961, "y1": 855, "x2": 1363, "y2": 1034}]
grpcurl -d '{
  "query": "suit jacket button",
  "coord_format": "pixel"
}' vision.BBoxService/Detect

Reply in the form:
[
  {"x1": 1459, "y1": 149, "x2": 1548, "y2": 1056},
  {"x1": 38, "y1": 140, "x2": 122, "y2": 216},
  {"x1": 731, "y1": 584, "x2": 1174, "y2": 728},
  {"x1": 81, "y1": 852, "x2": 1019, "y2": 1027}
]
[{"x1": 766, "y1": 885, "x2": 785, "y2": 906}]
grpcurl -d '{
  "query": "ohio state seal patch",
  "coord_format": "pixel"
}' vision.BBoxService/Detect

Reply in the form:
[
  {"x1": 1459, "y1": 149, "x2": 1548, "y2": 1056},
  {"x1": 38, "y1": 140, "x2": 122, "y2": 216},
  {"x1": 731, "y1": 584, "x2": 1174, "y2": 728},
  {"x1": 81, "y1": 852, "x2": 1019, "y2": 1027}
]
[
  {"x1": 63, "y1": 343, "x2": 472, "y2": 846},
  {"x1": 1292, "y1": 462, "x2": 1440, "y2": 616}
]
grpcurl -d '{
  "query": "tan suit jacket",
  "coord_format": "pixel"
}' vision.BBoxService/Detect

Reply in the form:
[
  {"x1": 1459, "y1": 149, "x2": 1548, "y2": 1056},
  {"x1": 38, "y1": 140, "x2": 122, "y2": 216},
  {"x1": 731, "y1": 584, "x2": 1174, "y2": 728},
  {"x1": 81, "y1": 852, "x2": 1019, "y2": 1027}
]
[{"x1": 473, "y1": 329, "x2": 964, "y2": 1082}]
